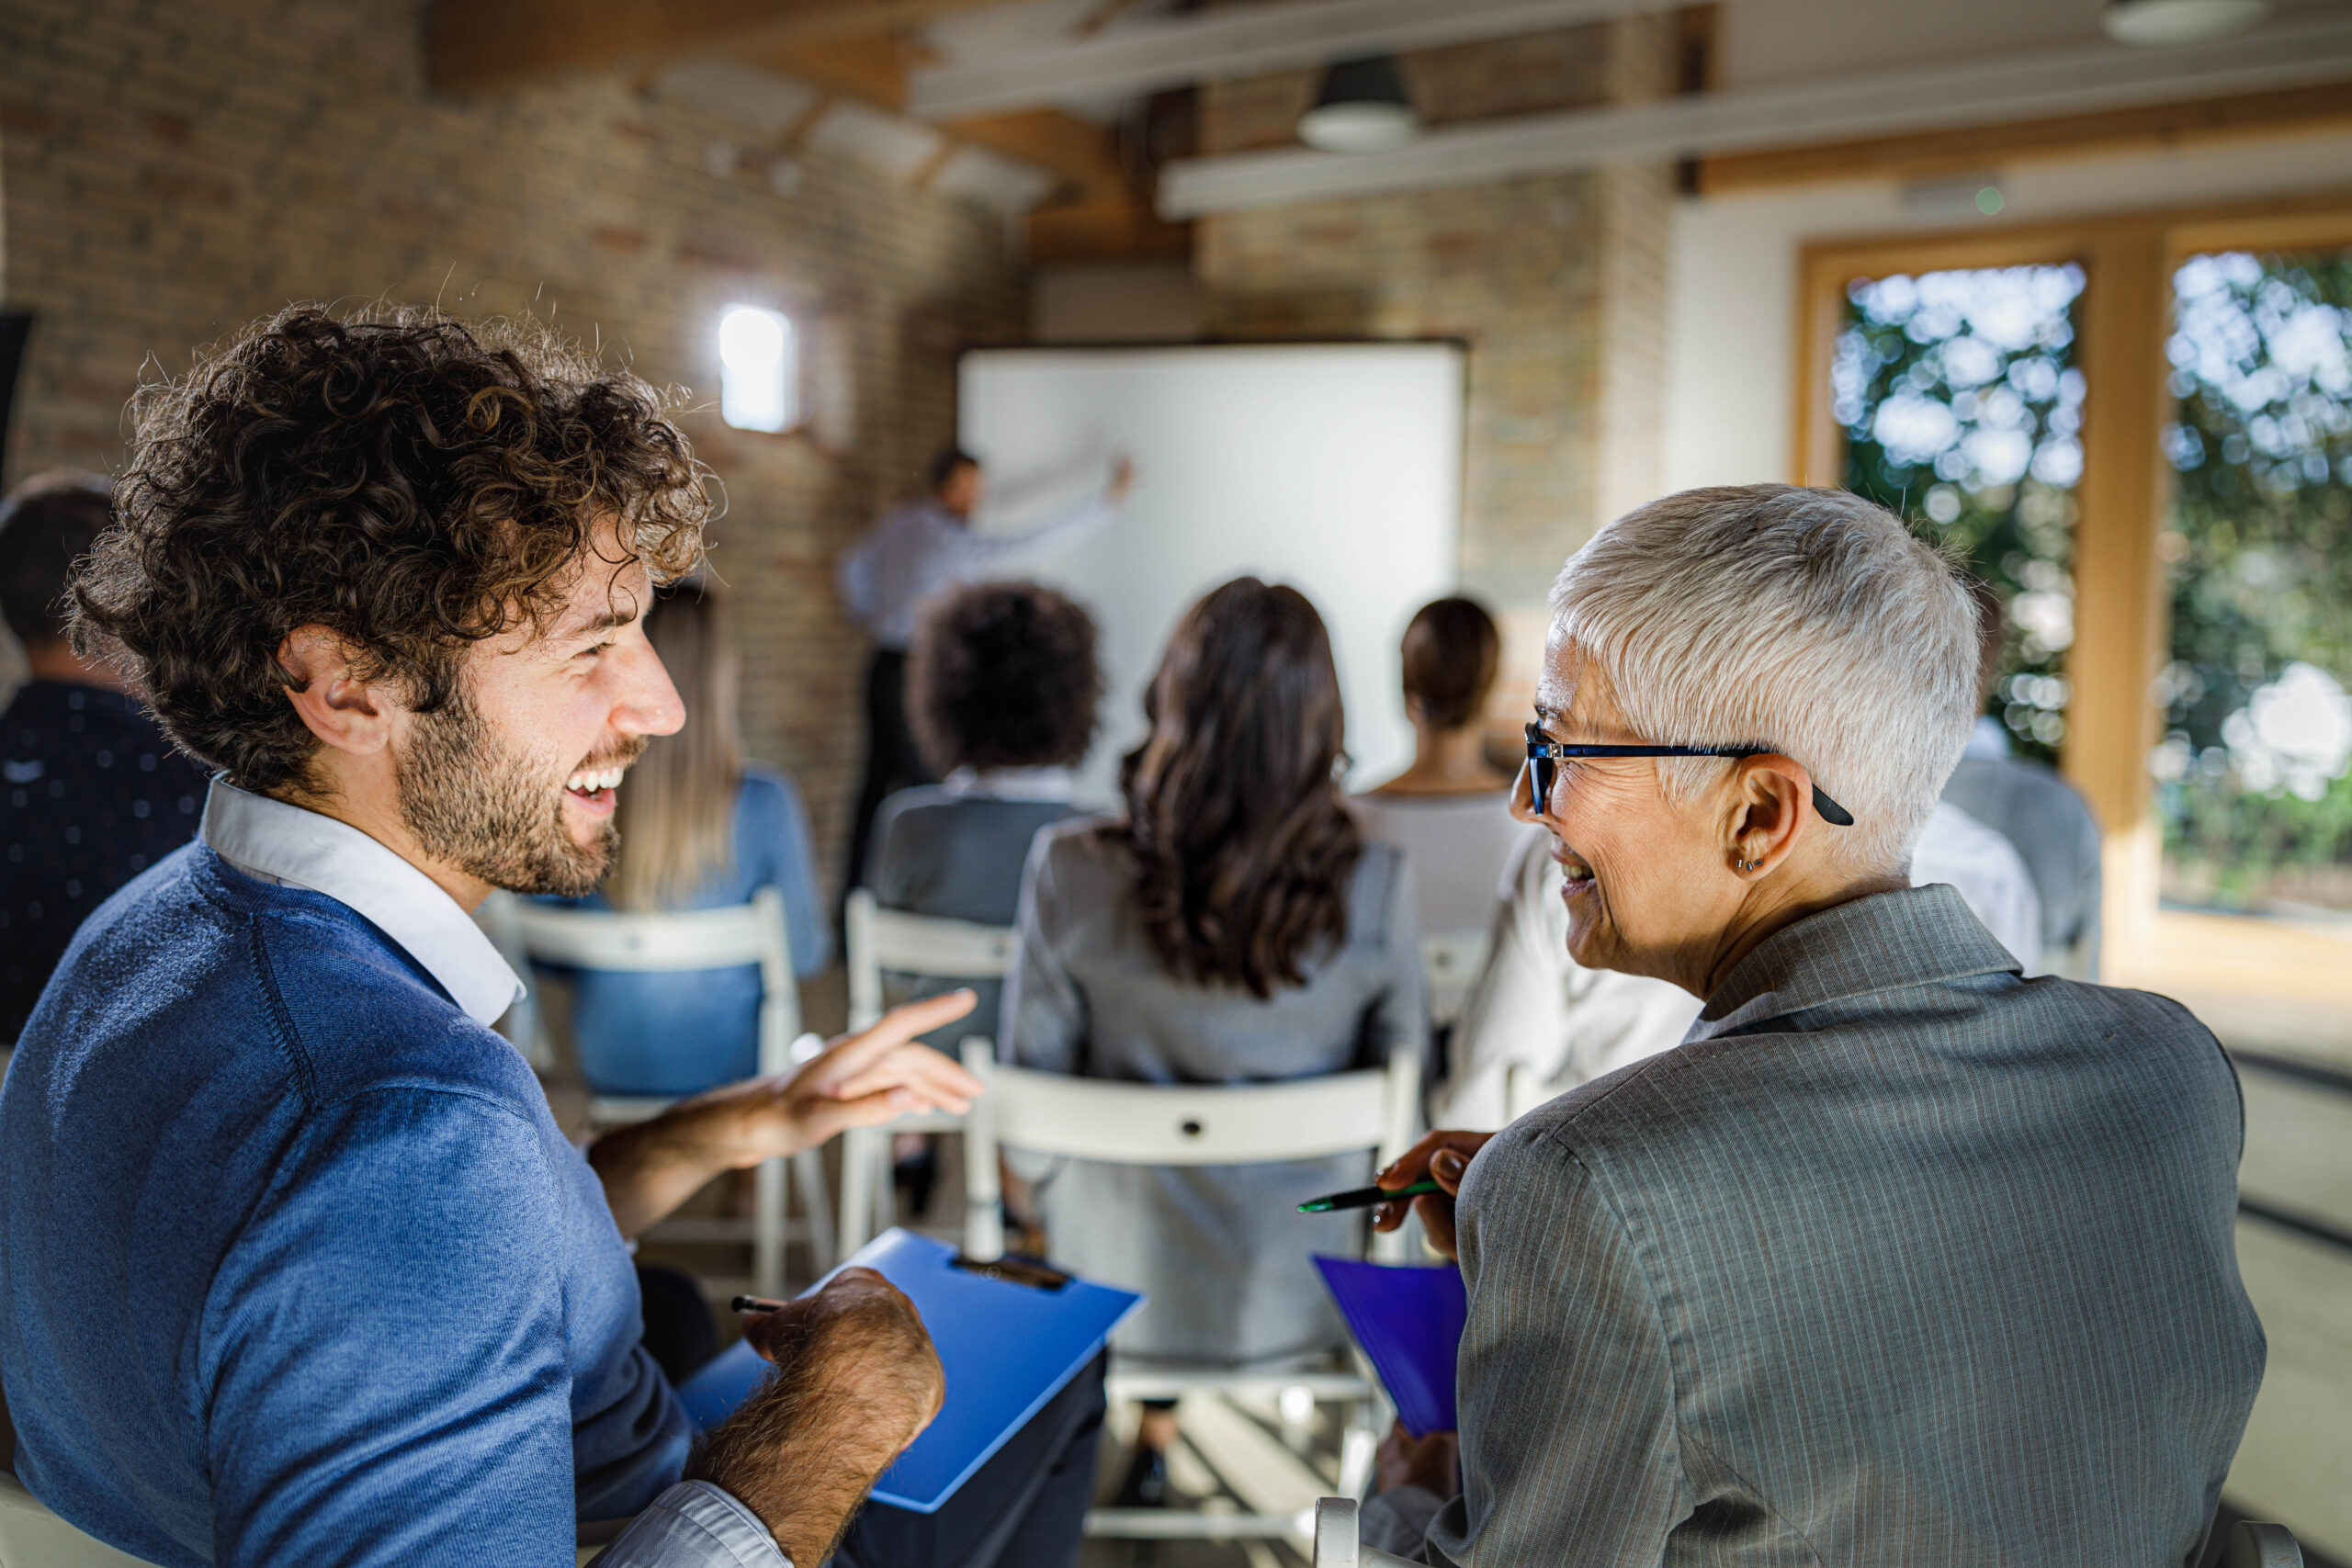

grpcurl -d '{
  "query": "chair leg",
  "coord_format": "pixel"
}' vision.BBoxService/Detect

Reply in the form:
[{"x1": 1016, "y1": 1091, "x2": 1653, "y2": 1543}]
[
  {"x1": 839, "y1": 1126, "x2": 876, "y2": 1258},
  {"x1": 752, "y1": 1156, "x2": 786, "y2": 1298},
  {"x1": 793, "y1": 1148, "x2": 835, "y2": 1272}
]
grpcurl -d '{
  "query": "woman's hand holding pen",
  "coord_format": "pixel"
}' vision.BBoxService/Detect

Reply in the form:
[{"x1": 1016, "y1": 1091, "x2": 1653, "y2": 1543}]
[{"x1": 1371, "y1": 1130, "x2": 1496, "y2": 1260}]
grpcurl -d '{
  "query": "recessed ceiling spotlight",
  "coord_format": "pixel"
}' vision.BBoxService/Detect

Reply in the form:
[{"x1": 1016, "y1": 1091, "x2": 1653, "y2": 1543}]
[
  {"x1": 2101, "y1": 0, "x2": 2271, "y2": 47},
  {"x1": 1297, "y1": 53, "x2": 1419, "y2": 153}
]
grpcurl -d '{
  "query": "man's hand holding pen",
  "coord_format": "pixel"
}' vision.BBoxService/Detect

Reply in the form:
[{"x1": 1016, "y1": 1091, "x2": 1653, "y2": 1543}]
[{"x1": 1370, "y1": 1130, "x2": 1496, "y2": 1260}]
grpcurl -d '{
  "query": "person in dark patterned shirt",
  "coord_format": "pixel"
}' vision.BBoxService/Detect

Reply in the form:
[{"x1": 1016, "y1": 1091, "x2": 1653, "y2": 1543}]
[{"x1": 1, "y1": 472, "x2": 207, "y2": 1043}]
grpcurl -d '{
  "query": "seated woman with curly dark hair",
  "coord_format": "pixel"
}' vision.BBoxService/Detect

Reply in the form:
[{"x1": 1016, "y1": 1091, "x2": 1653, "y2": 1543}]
[
  {"x1": 865, "y1": 578, "x2": 1101, "y2": 1021},
  {"x1": 1000, "y1": 577, "x2": 1426, "y2": 1505}
]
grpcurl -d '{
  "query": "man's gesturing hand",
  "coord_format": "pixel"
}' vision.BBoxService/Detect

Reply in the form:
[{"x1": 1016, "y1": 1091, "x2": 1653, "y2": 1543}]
[
  {"x1": 1371, "y1": 1129, "x2": 1495, "y2": 1260},
  {"x1": 590, "y1": 991, "x2": 986, "y2": 1240},
  {"x1": 691, "y1": 1267, "x2": 944, "y2": 1566},
  {"x1": 694, "y1": 990, "x2": 986, "y2": 1170}
]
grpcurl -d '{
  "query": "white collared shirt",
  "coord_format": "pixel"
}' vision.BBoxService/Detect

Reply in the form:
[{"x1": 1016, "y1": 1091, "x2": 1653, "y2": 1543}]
[
  {"x1": 939, "y1": 764, "x2": 1078, "y2": 804},
  {"x1": 200, "y1": 779, "x2": 523, "y2": 1027}
]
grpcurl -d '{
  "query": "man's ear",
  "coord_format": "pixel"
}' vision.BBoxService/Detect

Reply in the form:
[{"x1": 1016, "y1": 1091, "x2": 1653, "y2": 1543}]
[
  {"x1": 277, "y1": 626, "x2": 395, "y2": 758},
  {"x1": 1724, "y1": 754, "x2": 1814, "y2": 877}
]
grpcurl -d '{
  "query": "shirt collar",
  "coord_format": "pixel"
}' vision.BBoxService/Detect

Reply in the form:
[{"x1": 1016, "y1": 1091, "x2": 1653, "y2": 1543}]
[
  {"x1": 1963, "y1": 715, "x2": 2013, "y2": 760},
  {"x1": 941, "y1": 764, "x2": 1077, "y2": 803},
  {"x1": 1686, "y1": 883, "x2": 2021, "y2": 1043},
  {"x1": 200, "y1": 779, "x2": 523, "y2": 1027}
]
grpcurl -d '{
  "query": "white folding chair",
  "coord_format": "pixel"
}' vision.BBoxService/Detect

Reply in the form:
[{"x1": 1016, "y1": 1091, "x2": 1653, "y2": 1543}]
[
  {"x1": 0, "y1": 1472, "x2": 159, "y2": 1566},
  {"x1": 509, "y1": 886, "x2": 832, "y2": 1295},
  {"x1": 1420, "y1": 930, "x2": 1489, "y2": 1031},
  {"x1": 958, "y1": 1039, "x2": 1421, "y2": 1545},
  {"x1": 837, "y1": 888, "x2": 1016, "y2": 1256}
]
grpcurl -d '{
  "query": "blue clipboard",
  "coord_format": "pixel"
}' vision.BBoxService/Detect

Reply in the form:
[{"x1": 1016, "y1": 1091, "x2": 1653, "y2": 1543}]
[
  {"x1": 1313, "y1": 1256, "x2": 1466, "y2": 1436},
  {"x1": 675, "y1": 1228, "x2": 1141, "y2": 1513}
]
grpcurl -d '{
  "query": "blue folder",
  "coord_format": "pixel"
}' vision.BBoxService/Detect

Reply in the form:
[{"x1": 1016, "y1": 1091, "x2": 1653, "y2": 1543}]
[
  {"x1": 1313, "y1": 1256, "x2": 1466, "y2": 1437},
  {"x1": 675, "y1": 1228, "x2": 1141, "y2": 1513}
]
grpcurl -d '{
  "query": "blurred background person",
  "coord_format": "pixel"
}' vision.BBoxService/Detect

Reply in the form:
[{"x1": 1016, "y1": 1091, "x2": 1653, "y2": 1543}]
[
  {"x1": 1943, "y1": 576, "x2": 2104, "y2": 977},
  {"x1": 837, "y1": 446, "x2": 1132, "y2": 901},
  {"x1": 1, "y1": 471, "x2": 207, "y2": 1046},
  {"x1": 1000, "y1": 576, "x2": 1425, "y2": 1509},
  {"x1": 1353, "y1": 595, "x2": 1544, "y2": 1028},
  {"x1": 539, "y1": 579, "x2": 829, "y2": 1097},
  {"x1": 864, "y1": 577, "x2": 1101, "y2": 1212}
]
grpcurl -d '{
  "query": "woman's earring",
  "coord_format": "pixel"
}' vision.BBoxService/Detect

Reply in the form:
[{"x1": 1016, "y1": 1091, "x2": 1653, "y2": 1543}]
[{"x1": 1736, "y1": 856, "x2": 1758, "y2": 873}]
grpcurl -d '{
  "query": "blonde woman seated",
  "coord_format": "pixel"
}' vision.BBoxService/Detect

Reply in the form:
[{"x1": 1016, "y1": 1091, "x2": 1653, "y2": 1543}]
[
  {"x1": 1000, "y1": 577, "x2": 1426, "y2": 1506},
  {"x1": 541, "y1": 581, "x2": 829, "y2": 1095}
]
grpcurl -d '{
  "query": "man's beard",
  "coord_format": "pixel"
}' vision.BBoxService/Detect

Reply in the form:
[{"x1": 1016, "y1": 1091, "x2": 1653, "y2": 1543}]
[{"x1": 395, "y1": 682, "x2": 641, "y2": 897}]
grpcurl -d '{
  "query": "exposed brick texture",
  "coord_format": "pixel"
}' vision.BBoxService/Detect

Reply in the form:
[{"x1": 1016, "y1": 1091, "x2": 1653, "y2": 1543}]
[{"x1": 0, "y1": 0, "x2": 1025, "y2": 892}]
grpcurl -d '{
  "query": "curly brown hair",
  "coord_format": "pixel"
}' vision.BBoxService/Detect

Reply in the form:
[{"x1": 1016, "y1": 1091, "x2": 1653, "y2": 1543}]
[
  {"x1": 72, "y1": 304, "x2": 709, "y2": 794},
  {"x1": 1113, "y1": 577, "x2": 1363, "y2": 998},
  {"x1": 909, "y1": 580, "x2": 1100, "y2": 774}
]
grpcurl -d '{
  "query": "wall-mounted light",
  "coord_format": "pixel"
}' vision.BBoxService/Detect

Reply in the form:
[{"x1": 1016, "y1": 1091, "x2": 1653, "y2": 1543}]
[
  {"x1": 2101, "y1": 0, "x2": 2270, "y2": 47},
  {"x1": 718, "y1": 305, "x2": 796, "y2": 434},
  {"x1": 1297, "y1": 54, "x2": 1419, "y2": 153}
]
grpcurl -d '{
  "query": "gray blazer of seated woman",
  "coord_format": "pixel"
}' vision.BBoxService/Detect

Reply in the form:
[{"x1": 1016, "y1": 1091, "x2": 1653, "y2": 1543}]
[
  {"x1": 1362, "y1": 485, "x2": 2265, "y2": 1567},
  {"x1": 1001, "y1": 578, "x2": 1425, "y2": 1375}
]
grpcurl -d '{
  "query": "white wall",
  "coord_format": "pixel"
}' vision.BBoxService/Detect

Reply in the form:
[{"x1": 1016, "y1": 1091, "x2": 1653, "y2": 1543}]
[
  {"x1": 961, "y1": 343, "x2": 1464, "y2": 802},
  {"x1": 1661, "y1": 126, "x2": 2352, "y2": 495}
]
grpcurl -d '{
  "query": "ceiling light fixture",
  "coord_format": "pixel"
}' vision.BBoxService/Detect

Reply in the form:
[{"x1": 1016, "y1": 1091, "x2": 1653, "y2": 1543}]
[
  {"x1": 2100, "y1": 0, "x2": 2272, "y2": 48},
  {"x1": 1296, "y1": 53, "x2": 1419, "y2": 153}
]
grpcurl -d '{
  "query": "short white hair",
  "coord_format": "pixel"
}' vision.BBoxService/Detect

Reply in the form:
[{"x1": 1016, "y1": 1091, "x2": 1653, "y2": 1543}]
[{"x1": 1548, "y1": 484, "x2": 1977, "y2": 874}]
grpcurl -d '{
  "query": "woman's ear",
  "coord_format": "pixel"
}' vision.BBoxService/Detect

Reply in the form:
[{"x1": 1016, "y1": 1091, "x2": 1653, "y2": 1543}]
[
  {"x1": 277, "y1": 626, "x2": 394, "y2": 758},
  {"x1": 1724, "y1": 754, "x2": 1813, "y2": 877}
]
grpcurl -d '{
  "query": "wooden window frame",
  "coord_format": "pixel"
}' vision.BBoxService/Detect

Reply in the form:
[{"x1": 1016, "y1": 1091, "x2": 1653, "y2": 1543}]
[{"x1": 1793, "y1": 189, "x2": 2352, "y2": 1020}]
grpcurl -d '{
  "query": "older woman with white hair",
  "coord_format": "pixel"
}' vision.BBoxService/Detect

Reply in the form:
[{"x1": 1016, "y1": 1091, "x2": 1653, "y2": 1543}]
[{"x1": 1360, "y1": 486, "x2": 2263, "y2": 1566}]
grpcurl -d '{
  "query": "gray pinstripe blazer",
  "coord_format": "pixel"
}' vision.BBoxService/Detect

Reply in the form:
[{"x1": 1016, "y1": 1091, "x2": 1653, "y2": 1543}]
[{"x1": 1370, "y1": 884, "x2": 2264, "y2": 1566}]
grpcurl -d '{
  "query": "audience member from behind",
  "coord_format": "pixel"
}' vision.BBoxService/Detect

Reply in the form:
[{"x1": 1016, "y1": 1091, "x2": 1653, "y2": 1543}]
[
  {"x1": 1365, "y1": 485, "x2": 2261, "y2": 1565},
  {"x1": 545, "y1": 578, "x2": 831, "y2": 1095},
  {"x1": 1001, "y1": 577, "x2": 1425, "y2": 1507},
  {"x1": 1943, "y1": 574, "x2": 2104, "y2": 976},
  {"x1": 0, "y1": 472, "x2": 207, "y2": 1044},
  {"x1": 0, "y1": 307, "x2": 1118, "y2": 1568},
  {"x1": 837, "y1": 446, "x2": 1132, "y2": 897},
  {"x1": 1352, "y1": 596, "x2": 1543, "y2": 1022},
  {"x1": 869, "y1": 579, "x2": 1099, "y2": 1021}
]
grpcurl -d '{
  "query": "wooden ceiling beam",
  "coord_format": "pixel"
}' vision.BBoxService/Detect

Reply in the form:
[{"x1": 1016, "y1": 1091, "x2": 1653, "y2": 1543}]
[
  {"x1": 427, "y1": 0, "x2": 993, "y2": 96},
  {"x1": 944, "y1": 110, "x2": 1129, "y2": 199},
  {"x1": 1695, "y1": 80, "x2": 2352, "y2": 196}
]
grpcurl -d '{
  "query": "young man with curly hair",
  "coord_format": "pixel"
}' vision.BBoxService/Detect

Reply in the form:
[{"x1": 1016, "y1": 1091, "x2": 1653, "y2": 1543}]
[{"x1": 0, "y1": 308, "x2": 1103, "y2": 1568}]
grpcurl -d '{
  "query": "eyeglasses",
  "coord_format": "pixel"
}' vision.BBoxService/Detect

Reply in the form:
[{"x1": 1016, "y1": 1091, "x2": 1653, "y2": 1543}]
[{"x1": 1523, "y1": 722, "x2": 1855, "y2": 827}]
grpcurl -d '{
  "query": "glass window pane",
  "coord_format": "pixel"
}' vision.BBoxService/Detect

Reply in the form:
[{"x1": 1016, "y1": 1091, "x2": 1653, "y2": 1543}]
[
  {"x1": 2157, "y1": 247, "x2": 2352, "y2": 917},
  {"x1": 1836, "y1": 264, "x2": 2087, "y2": 765}
]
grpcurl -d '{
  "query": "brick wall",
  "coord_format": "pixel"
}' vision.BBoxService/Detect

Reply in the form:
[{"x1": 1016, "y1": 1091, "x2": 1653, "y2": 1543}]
[
  {"x1": 1194, "y1": 19, "x2": 1678, "y2": 717},
  {"x1": 0, "y1": 0, "x2": 1025, "y2": 891}
]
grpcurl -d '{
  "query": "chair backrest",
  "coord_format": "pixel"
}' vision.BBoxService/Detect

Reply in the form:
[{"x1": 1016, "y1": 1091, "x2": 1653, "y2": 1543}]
[
  {"x1": 960, "y1": 1040, "x2": 1420, "y2": 1260},
  {"x1": 509, "y1": 886, "x2": 801, "y2": 1077},
  {"x1": 1420, "y1": 930, "x2": 1488, "y2": 1026},
  {"x1": 844, "y1": 888, "x2": 1016, "y2": 1032},
  {"x1": 0, "y1": 1472, "x2": 159, "y2": 1566}
]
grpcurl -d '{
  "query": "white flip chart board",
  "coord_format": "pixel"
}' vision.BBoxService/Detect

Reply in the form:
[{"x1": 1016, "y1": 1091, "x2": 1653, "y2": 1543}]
[{"x1": 959, "y1": 344, "x2": 1465, "y2": 803}]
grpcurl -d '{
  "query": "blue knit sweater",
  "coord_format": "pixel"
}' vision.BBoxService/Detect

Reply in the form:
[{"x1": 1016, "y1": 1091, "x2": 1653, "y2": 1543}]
[{"x1": 0, "y1": 842, "x2": 691, "y2": 1566}]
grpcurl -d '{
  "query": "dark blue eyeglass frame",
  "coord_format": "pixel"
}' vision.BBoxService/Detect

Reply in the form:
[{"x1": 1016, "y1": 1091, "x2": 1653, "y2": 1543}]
[{"x1": 1523, "y1": 722, "x2": 1856, "y2": 827}]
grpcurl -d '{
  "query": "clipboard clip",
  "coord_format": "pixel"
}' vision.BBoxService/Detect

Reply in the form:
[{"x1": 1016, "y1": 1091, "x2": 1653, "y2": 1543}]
[{"x1": 950, "y1": 1251, "x2": 1070, "y2": 1292}]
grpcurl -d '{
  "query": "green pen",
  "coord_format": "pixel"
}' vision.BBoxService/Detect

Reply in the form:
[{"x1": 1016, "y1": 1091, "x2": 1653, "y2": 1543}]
[{"x1": 1296, "y1": 1179, "x2": 1446, "y2": 1213}]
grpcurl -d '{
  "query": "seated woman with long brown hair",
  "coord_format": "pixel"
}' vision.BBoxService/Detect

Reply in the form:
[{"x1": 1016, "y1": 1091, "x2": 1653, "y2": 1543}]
[
  {"x1": 546, "y1": 579, "x2": 830, "y2": 1096},
  {"x1": 1000, "y1": 576, "x2": 1426, "y2": 1505}
]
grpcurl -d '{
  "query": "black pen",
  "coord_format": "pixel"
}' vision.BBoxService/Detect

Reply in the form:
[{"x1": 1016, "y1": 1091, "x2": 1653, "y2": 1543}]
[
  {"x1": 730, "y1": 1294, "x2": 789, "y2": 1313},
  {"x1": 1297, "y1": 1179, "x2": 1445, "y2": 1214}
]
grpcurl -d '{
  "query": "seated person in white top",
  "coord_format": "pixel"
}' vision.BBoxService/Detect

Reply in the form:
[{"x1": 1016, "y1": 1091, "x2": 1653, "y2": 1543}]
[
  {"x1": 1351, "y1": 597, "x2": 1543, "y2": 1025},
  {"x1": 1433, "y1": 728, "x2": 2044, "y2": 1131}
]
